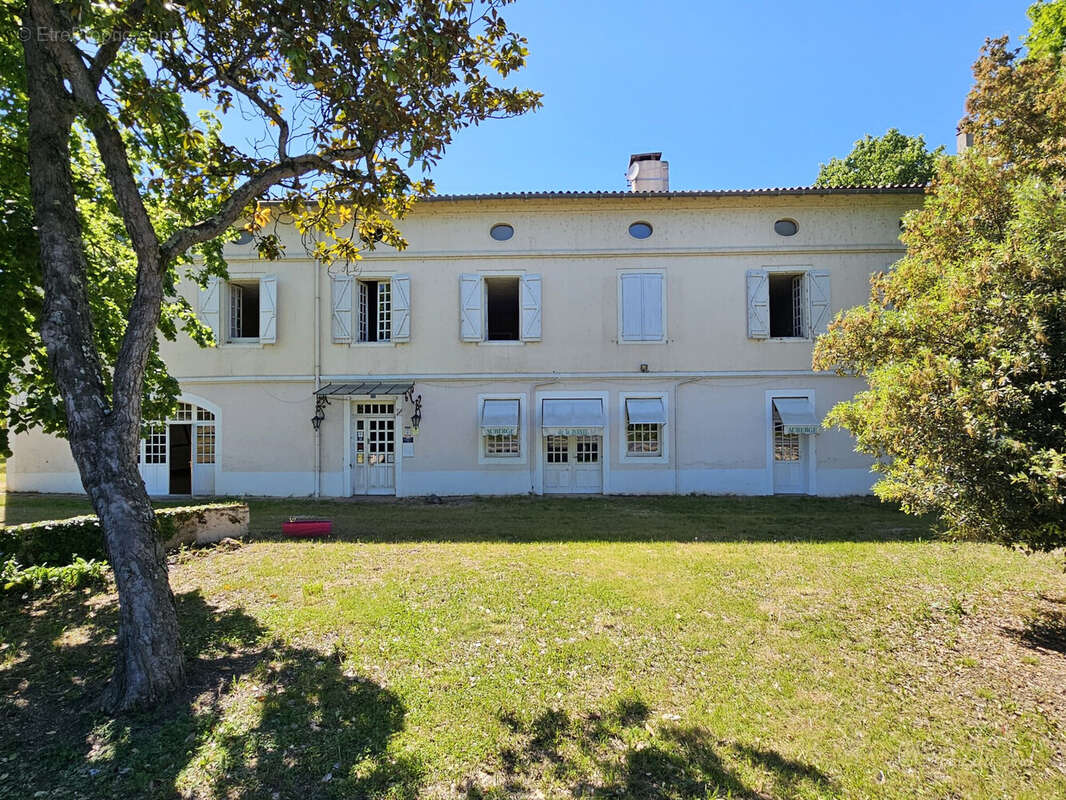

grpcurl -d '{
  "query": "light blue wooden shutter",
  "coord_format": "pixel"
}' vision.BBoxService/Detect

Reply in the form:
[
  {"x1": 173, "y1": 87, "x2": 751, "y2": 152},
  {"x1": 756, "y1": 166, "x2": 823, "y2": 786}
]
[
  {"x1": 331, "y1": 275, "x2": 352, "y2": 343},
  {"x1": 392, "y1": 274, "x2": 411, "y2": 342},
  {"x1": 520, "y1": 273, "x2": 542, "y2": 341},
  {"x1": 746, "y1": 269, "x2": 769, "y2": 339},
  {"x1": 641, "y1": 273, "x2": 663, "y2": 341},
  {"x1": 259, "y1": 274, "x2": 277, "y2": 344},
  {"x1": 198, "y1": 277, "x2": 220, "y2": 346},
  {"x1": 620, "y1": 274, "x2": 643, "y2": 341},
  {"x1": 807, "y1": 269, "x2": 831, "y2": 336},
  {"x1": 459, "y1": 273, "x2": 483, "y2": 341}
]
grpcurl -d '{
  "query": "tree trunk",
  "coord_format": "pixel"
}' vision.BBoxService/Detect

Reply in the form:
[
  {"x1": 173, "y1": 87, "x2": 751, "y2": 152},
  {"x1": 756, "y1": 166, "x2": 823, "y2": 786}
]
[
  {"x1": 92, "y1": 434, "x2": 185, "y2": 713},
  {"x1": 23, "y1": 11, "x2": 185, "y2": 712}
]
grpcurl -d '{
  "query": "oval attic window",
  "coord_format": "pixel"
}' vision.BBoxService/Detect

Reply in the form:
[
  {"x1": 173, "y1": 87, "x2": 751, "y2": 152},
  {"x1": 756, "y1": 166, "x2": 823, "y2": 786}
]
[
  {"x1": 628, "y1": 221, "x2": 653, "y2": 239},
  {"x1": 774, "y1": 219, "x2": 798, "y2": 237},
  {"x1": 490, "y1": 223, "x2": 514, "y2": 241}
]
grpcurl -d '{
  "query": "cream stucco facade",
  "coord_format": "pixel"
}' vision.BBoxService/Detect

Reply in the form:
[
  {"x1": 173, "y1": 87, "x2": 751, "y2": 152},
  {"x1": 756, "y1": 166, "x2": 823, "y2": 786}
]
[{"x1": 7, "y1": 185, "x2": 924, "y2": 498}]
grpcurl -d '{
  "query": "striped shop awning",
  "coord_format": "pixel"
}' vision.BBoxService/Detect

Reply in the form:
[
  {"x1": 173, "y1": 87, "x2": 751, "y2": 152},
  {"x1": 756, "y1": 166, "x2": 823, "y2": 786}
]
[{"x1": 314, "y1": 382, "x2": 414, "y2": 398}]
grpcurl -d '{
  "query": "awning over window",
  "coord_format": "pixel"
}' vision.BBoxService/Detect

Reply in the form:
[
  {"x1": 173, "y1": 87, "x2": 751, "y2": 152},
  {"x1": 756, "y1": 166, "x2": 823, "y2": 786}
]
[
  {"x1": 314, "y1": 382, "x2": 413, "y2": 397},
  {"x1": 625, "y1": 397, "x2": 667, "y2": 426},
  {"x1": 542, "y1": 398, "x2": 605, "y2": 436},
  {"x1": 481, "y1": 399, "x2": 520, "y2": 436},
  {"x1": 773, "y1": 398, "x2": 820, "y2": 435}
]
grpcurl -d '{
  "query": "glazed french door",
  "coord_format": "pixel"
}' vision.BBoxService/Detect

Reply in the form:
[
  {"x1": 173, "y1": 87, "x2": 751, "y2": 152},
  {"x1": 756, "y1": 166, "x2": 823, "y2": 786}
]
[{"x1": 352, "y1": 402, "x2": 396, "y2": 495}]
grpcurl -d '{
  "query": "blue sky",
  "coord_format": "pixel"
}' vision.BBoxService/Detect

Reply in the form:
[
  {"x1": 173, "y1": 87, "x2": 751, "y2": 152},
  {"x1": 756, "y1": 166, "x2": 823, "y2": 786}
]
[{"x1": 421, "y1": 0, "x2": 1032, "y2": 193}]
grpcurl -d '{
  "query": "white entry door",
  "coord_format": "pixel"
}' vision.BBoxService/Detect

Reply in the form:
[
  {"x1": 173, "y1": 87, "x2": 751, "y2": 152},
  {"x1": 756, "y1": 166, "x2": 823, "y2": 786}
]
[
  {"x1": 352, "y1": 402, "x2": 396, "y2": 495},
  {"x1": 543, "y1": 435, "x2": 603, "y2": 494},
  {"x1": 772, "y1": 410, "x2": 810, "y2": 494},
  {"x1": 139, "y1": 425, "x2": 169, "y2": 495}
]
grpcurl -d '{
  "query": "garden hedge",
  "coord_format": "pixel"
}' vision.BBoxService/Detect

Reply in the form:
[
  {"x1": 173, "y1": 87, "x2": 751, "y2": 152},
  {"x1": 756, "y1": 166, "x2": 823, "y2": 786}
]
[{"x1": 0, "y1": 503, "x2": 248, "y2": 566}]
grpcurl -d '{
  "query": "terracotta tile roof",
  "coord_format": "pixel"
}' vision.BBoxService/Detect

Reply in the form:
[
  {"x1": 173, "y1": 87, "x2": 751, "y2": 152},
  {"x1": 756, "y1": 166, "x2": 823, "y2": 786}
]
[{"x1": 420, "y1": 185, "x2": 928, "y2": 202}]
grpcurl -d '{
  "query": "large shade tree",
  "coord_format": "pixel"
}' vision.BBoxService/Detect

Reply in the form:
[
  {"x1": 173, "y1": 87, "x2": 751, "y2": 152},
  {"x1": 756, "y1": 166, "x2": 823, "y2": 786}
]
[
  {"x1": 11, "y1": 0, "x2": 539, "y2": 712},
  {"x1": 0, "y1": 21, "x2": 204, "y2": 461},
  {"x1": 1026, "y1": 0, "x2": 1066, "y2": 61},
  {"x1": 813, "y1": 128, "x2": 942, "y2": 187},
  {"x1": 813, "y1": 33, "x2": 1066, "y2": 552}
]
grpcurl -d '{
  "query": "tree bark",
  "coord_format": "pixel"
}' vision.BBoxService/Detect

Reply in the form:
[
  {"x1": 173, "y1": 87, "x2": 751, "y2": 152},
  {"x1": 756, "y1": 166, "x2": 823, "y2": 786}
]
[
  {"x1": 91, "y1": 438, "x2": 186, "y2": 713},
  {"x1": 23, "y1": 10, "x2": 185, "y2": 712}
]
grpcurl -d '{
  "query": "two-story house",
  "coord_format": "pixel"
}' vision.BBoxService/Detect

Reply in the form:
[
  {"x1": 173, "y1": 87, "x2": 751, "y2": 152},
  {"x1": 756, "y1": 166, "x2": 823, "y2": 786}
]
[{"x1": 7, "y1": 154, "x2": 925, "y2": 498}]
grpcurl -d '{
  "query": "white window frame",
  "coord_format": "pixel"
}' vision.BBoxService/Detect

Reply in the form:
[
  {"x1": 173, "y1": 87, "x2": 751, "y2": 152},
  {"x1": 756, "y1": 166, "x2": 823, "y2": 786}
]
[
  {"x1": 618, "y1": 391, "x2": 670, "y2": 465},
  {"x1": 477, "y1": 393, "x2": 528, "y2": 465},
  {"x1": 617, "y1": 268, "x2": 667, "y2": 344},
  {"x1": 476, "y1": 270, "x2": 530, "y2": 347},
  {"x1": 217, "y1": 275, "x2": 274, "y2": 348},
  {"x1": 758, "y1": 266, "x2": 831, "y2": 345},
  {"x1": 351, "y1": 272, "x2": 398, "y2": 348},
  {"x1": 763, "y1": 389, "x2": 817, "y2": 495},
  {"x1": 226, "y1": 278, "x2": 261, "y2": 343},
  {"x1": 353, "y1": 277, "x2": 396, "y2": 345},
  {"x1": 764, "y1": 267, "x2": 810, "y2": 341}
]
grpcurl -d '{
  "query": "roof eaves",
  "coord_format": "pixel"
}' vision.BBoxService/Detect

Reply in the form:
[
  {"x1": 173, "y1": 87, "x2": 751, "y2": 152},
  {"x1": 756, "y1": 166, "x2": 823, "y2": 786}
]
[{"x1": 419, "y1": 185, "x2": 928, "y2": 202}]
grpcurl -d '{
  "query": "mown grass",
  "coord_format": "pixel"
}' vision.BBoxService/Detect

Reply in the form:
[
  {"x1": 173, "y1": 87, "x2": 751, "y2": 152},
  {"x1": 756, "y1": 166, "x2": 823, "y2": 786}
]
[{"x1": 2, "y1": 492, "x2": 1065, "y2": 799}]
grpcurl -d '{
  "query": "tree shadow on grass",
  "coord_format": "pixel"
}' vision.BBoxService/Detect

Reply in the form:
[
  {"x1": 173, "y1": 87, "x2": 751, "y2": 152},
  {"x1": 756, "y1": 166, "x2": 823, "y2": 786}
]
[
  {"x1": 0, "y1": 587, "x2": 421, "y2": 799},
  {"x1": 479, "y1": 695, "x2": 838, "y2": 799},
  {"x1": 1006, "y1": 593, "x2": 1066, "y2": 655}
]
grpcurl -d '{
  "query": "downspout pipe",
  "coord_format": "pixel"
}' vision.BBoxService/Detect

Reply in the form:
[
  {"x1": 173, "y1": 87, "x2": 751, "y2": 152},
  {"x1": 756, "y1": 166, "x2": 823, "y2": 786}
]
[
  {"x1": 313, "y1": 262, "x2": 322, "y2": 498},
  {"x1": 674, "y1": 376, "x2": 703, "y2": 495}
]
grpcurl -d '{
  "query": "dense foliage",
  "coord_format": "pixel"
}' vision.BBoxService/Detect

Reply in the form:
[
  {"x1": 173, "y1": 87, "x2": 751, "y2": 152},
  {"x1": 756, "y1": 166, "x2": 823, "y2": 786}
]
[
  {"x1": 0, "y1": 20, "x2": 211, "y2": 457},
  {"x1": 813, "y1": 37, "x2": 1066, "y2": 551},
  {"x1": 1, "y1": 556, "x2": 107, "y2": 594},
  {"x1": 1026, "y1": 0, "x2": 1066, "y2": 60},
  {"x1": 814, "y1": 129, "x2": 942, "y2": 187}
]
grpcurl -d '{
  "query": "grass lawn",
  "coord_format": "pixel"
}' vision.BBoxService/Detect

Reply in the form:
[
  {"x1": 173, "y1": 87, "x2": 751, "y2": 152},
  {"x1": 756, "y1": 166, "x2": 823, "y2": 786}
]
[{"x1": 2, "y1": 491, "x2": 1065, "y2": 799}]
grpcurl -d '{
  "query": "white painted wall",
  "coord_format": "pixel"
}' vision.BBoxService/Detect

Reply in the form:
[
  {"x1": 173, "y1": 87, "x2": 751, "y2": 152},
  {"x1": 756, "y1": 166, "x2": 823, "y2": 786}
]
[{"x1": 8, "y1": 192, "x2": 920, "y2": 498}]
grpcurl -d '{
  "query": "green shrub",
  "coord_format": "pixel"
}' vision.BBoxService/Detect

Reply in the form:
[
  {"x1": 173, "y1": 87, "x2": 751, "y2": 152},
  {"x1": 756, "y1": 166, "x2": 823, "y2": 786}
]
[
  {"x1": 1, "y1": 557, "x2": 109, "y2": 594},
  {"x1": 0, "y1": 502, "x2": 247, "y2": 566},
  {"x1": 0, "y1": 514, "x2": 106, "y2": 565}
]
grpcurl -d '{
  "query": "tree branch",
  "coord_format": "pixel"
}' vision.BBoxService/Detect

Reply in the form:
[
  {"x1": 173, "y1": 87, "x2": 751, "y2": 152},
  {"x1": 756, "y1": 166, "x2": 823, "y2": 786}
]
[
  {"x1": 159, "y1": 148, "x2": 365, "y2": 261},
  {"x1": 28, "y1": 0, "x2": 164, "y2": 420},
  {"x1": 217, "y1": 71, "x2": 291, "y2": 159},
  {"x1": 29, "y1": 0, "x2": 160, "y2": 266},
  {"x1": 87, "y1": 0, "x2": 149, "y2": 89}
]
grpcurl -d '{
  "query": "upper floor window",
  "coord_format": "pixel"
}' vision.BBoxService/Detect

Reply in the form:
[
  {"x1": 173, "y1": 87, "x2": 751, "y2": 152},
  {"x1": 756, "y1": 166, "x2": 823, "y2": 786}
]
[
  {"x1": 486, "y1": 277, "x2": 520, "y2": 340},
  {"x1": 357, "y1": 279, "x2": 391, "y2": 343},
  {"x1": 330, "y1": 274, "x2": 410, "y2": 344},
  {"x1": 459, "y1": 273, "x2": 541, "y2": 343},
  {"x1": 768, "y1": 273, "x2": 805, "y2": 338},
  {"x1": 197, "y1": 275, "x2": 277, "y2": 346},
  {"x1": 746, "y1": 268, "x2": 831, "y2": 341},
  {"x1": 228, "y1": 280, "x2": 260, "y2": 341},
  {"x1": 619, "y1": 272, "x2": 664, "y2": 343}
]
